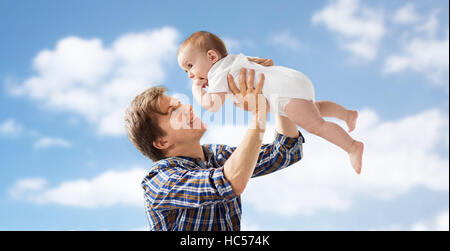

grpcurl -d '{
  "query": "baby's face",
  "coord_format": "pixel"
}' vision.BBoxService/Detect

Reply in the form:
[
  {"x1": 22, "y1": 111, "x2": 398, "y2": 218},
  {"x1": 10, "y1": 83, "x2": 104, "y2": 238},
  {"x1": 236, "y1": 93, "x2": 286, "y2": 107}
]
[{"x1": 178, "y1": 44, "x2": 214, "y2": 87}]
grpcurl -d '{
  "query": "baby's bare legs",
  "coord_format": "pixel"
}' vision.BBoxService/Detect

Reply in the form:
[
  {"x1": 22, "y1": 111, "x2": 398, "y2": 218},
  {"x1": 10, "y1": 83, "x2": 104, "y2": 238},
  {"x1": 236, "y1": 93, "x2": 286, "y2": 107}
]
[
  {"x1": 285, "y1": 99, "x2": 363, "y2": 174},
  {"x1": 315, "y1": 100, "x2": 358, "y2": 132}
]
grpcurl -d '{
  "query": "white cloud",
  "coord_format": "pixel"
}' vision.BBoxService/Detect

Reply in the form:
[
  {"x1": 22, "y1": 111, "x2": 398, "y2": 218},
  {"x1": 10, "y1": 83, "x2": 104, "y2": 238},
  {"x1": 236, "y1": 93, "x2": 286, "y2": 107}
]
[
  {"x1": 204, "y1": 107, "x2": 449, "y2": 216},
  {"x1": 410, "y1": 210, "x2": 449, "y2": 231},
  {"x1": 312, "y1": 1, "x2": 448, "y2": 85},
  {"x1": 312, "y1": 0, "x2": 385, "y2": 60},
  {"x1": 268, "y1": 31, "x2": 302, "y2": 50},
  {"x1": 385, "y1": 7, "x2": 448, "y2": 85},
  {"x1": 370, "y1": 210, "x2": 449, "y2": 231},
  {"x1": 34, "y1": 137, "x2": 71, "y2": 149},
  {"x1": 0, "y1": 119, "x2": 23, "y2": 137},
  {"x1": 222, "y1": 37, "x2": 255, "y2": 54},
  {"x1": 383, "y1": 30, "x2": 449, "y2": 85},
  {"x1": 240, "y1": 221, "x2": 262, "y2": 231},
  {"x1": 9, "y1": 178, "x2": 47, "y2": 200},
  {"x1": 10, "y1": 167, "x2": 146, "y2": 208},
  {"x1": 8, "y1": 27, "x2": 180, "y2": 136},
  {"x1": 128, "y1": 226, "x2": 149, "y2": 231},
  {"x1": 222, "y1": 37, "x2": 242, "y2": 52},
  {"x1": 416, "y1": 10, "x2": 441, "y2": 38},
  {"x1": 393, "y1": 3, "x2": 419, "y2": 24}
]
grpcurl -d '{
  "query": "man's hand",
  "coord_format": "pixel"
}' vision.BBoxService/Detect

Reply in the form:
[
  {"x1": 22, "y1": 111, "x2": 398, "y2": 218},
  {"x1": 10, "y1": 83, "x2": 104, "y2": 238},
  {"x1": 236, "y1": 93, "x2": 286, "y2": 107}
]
[
  {"x1": 223, "y1": 69, "x2": 268, "y2": 196},
  {"x1": 227, "y1": 68, "x2": 268, "y2": 117},
  {"x1": 248, "y1": 57, "x2": 274, "y2": 67}
]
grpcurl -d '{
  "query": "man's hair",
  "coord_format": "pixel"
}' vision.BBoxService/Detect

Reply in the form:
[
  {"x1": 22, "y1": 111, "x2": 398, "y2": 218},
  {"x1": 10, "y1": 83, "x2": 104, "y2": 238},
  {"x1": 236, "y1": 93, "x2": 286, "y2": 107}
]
[
  {"x1": 178, "y1": 31, "x2": 228, "y2": 58},
  {"x1": 124, "y1": 86, "x2": 168, "y2": 162}
]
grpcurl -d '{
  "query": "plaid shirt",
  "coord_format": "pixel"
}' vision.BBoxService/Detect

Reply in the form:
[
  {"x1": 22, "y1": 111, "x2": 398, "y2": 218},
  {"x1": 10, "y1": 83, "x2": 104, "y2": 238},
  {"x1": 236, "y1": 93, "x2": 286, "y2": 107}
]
[{"x1": 142, "y1": 131, "x2": 305, "y2": 231}]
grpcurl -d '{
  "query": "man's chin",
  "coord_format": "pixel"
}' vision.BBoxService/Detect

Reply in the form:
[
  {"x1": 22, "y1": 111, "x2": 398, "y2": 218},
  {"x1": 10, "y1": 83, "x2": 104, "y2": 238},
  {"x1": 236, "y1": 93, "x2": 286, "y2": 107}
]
[
  {"x1": 185, "y1": 122, "x2": 207, "y2": 141},
  {"x1": 191, "y1": 117, "x2": 207, "y2": 131}
]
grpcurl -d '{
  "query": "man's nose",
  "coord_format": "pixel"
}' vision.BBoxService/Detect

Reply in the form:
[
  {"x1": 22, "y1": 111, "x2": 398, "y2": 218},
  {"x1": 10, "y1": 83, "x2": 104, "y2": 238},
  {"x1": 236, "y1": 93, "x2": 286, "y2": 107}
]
[{"x1": 188, "y1": 71, "x2": 195, "y2": 79}]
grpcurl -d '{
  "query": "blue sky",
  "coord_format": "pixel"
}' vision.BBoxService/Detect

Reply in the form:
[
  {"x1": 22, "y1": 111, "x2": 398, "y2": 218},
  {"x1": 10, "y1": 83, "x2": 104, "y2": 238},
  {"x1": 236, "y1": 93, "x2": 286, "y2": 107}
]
[{"x1": 0, "y1": 0, "x2": 448, "y2": 230}]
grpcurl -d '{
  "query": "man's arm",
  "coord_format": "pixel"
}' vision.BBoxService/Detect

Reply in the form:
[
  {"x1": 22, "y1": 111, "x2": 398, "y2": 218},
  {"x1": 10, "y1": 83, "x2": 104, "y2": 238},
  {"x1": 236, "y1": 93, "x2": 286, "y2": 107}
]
[
  {"x1": 248, "y1": 115, "x2": 303, "y2": 177},
  {"x1": 223, "y1": 111, "x2": 267, "y2": 195},
  {"x1": 223, "y1": 68, "x2": 268, "y2": 195},
  {"x1": 275, "y1": 115, "x2": 299, "y2": 138},
  {"x1": 251, "y1": 129, "x2": 304, "y2": 178}
]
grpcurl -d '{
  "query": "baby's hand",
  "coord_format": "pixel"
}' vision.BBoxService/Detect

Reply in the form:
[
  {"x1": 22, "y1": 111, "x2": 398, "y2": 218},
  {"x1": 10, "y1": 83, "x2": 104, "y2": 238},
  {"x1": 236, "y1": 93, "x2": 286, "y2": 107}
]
[{"x1": 193, "y1": 79, "x2": 208, "y2": 89}]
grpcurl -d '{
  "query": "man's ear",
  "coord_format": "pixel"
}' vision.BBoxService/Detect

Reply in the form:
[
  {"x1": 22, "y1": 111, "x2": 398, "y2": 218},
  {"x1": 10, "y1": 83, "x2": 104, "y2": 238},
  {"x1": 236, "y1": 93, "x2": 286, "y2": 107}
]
[
  {"x1": 153, "y1": 136, "x2": 171, "y2": 150},
  {"x1": 207, "y1": 50, "x2": 220, "y2": 63}
]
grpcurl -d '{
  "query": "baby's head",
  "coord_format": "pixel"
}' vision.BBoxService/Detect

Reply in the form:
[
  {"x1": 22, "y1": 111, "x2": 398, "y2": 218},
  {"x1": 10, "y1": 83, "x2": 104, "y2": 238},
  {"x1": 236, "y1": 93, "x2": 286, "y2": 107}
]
[{"x1": 177, "y1": 31, "x2": 228, "y2": 86}]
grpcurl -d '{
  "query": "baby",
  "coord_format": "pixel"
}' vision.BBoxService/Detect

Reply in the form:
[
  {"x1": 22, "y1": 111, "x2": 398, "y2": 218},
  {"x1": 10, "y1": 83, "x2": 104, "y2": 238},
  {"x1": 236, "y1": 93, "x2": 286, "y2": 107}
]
[{"x1": 177, "y1": 31, "x2": 364, "y2": 174}]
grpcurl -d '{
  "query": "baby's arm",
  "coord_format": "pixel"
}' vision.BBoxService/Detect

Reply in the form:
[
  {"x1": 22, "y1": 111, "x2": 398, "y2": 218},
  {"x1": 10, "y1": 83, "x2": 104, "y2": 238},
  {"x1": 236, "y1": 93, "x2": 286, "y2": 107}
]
[{"x1": 192, "y1": 81, "x2": 226, "y2": 112}]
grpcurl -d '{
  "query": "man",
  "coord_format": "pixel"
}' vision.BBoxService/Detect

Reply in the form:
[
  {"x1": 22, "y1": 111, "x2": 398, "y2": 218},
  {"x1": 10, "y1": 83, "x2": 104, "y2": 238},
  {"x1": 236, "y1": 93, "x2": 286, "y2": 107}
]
[{"x1": 124, "y1": 68, "x2": 305, "y2": 231}]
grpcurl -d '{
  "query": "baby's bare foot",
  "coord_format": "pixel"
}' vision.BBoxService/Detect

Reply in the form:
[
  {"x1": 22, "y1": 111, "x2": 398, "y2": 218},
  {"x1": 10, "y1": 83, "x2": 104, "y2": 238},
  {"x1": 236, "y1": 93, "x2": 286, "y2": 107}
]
[
  {"x1": 346, "y1": 110, "x2": 358, "y2": 133},
  {"x1": 349, "y1": 141, "x2": 364, "y2": 174}
]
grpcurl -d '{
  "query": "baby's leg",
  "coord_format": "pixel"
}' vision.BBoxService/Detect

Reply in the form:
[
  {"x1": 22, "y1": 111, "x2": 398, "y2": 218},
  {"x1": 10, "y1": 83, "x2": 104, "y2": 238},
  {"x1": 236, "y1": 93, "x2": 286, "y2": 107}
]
[
  {"x1": 315, "y1": 100, "x2": 358, "y2": 132},
  {"x1": 285, "y1": 99, "x2": 363, "y2": 174}
]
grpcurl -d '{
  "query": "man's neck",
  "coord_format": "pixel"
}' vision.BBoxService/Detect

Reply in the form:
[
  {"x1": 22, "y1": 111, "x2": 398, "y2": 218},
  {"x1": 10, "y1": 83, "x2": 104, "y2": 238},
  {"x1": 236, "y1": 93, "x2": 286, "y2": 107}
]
[{"x1": 165, "y1": 142, "x2": 206, "y2": 161}]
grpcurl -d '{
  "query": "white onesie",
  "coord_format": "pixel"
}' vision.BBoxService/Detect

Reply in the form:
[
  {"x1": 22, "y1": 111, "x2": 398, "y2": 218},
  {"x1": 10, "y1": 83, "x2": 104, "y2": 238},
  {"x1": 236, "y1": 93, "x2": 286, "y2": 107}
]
[{"x1": 207, "y1": 53, "x2": 315, "y2": 117}]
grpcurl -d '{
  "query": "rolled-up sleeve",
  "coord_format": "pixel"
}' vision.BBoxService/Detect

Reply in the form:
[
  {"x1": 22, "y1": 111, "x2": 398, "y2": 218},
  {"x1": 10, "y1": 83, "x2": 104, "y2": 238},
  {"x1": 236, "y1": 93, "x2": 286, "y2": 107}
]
[
  {"x1": 251, "y1": 130, "x2": 305, "y2": 177},
  {"x1": 142, "y1": 165, "x2": 237, "y2": 211}
]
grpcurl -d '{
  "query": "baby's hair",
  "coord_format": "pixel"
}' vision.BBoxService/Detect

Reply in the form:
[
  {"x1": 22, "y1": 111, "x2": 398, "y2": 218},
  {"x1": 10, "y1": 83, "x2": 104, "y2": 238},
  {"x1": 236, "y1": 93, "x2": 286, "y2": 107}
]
[{"x1": 178, "y1": 31, "x2": 228, "y2": 58}]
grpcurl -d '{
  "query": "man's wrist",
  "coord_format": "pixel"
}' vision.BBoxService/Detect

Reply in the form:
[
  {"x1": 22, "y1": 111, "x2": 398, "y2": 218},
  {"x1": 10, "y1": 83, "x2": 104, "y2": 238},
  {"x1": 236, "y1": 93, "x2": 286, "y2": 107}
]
[
  {"x1": 249, "y1": 111, "x2": 267, "y2": 133},
  {"x1": 274, "y1": 130, "x2": 305, "y2": 148}
]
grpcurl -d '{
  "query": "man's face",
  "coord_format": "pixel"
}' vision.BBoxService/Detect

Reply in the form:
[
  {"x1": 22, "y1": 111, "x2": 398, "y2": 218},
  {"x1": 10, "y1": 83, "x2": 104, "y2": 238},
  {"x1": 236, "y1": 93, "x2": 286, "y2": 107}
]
[{"x1": 156, "y1": 94, "x2": 207, "y2": 146}]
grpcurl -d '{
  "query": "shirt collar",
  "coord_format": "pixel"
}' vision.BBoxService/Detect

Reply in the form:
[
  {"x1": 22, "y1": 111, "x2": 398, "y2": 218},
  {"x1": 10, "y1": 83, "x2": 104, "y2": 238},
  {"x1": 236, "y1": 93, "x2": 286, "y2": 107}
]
[{"x1": 162, "y1": 145, "x2": 214, "y2": 166}]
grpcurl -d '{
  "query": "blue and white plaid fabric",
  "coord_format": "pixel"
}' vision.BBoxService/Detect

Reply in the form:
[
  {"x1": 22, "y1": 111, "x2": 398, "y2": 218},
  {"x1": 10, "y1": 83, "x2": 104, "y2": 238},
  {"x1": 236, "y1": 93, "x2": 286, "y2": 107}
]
[{"x1": 142, "y1": 131, "x2": 305, "y2": 231}]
